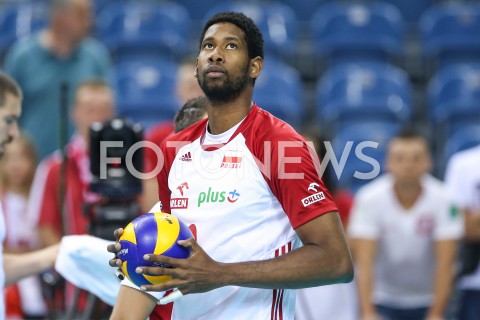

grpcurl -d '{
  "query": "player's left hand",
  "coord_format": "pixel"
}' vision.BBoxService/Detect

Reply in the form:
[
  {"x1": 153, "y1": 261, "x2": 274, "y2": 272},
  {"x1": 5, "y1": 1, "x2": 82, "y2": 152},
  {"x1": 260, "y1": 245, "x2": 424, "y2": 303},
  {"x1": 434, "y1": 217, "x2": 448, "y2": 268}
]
[{"x1": 135, "y1": 237, "x2": 225, "y2": 298}]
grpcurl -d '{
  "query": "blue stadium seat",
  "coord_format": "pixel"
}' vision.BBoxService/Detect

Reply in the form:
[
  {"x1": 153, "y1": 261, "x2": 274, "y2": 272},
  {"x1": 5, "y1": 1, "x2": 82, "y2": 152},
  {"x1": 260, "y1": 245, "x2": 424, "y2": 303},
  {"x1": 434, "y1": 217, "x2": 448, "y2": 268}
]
[
  {"x1": 332, "y1": 122, "x2": 399, "y2": 193},
  {"x1": 179, "y1": 0, "x2": 225, "y2": 21},
  {"x1": 113, "y1": 59, "x2": 180, "y2": 129},
  {"x1": 428, "y1": 63, "x2": 480, "y2": 134},
  {"x1": 420, "y1": 3, "x2": 480, "y2": 65},
  {"x1": 311, "y1": 2, "x2": 404, "y2": 64},
  {"x1": 316, "y1": 62, "x2": 412, "y2": 128},
  {"x1": 278, "y1": 0, "x2": 329, "y2": 21},
  {"x1": 253, "y1": 59, "x2": 303, "y2": 128},
  {"x1": 383, "y1": 0, "x2": 433, "y2": 23},
  {"x1": 0, "y1": 2, "x2": 48, "y2": 54},
  {"x1": 96, "y1": 2, "x2": 190, "y2": 60},
  {"x1": 204, "y1": 2, "x2": 298, "y2": 58}
]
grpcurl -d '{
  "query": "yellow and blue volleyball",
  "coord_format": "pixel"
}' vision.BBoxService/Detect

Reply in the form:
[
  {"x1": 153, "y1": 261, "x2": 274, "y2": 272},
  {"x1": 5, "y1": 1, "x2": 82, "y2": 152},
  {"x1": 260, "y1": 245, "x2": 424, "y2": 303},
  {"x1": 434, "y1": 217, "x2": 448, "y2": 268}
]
[{"x1": 118, "y1": 212, "x2": 193, "y2": 287}]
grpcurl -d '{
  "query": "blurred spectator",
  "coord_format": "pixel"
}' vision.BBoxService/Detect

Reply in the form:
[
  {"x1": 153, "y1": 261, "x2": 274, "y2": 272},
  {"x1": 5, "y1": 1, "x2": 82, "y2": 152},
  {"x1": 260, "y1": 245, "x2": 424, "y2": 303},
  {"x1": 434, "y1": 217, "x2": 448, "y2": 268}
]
[
  {"x1": 0, "y1": 135, "x2": 47, "y2": 319},
  {"x1": 444, "y1": 145, "x2": 480, "y2": 320},
  {"x1": 27, "y1": 79, "x2": 115, "y2": 247},
  {"x1": 296, "y1": 131, "x2": 357, "y2": 320},
  {"x1": 349, "y1": 129, "x2": 462, "y2": 320},
  {"x1": 139, "y1": 96, "x2": 207, "y2": 213},
  {"x1": 3, "y1": 0, "x2": 110, "y2": 160},
  {"x1": 140, "y1": 60, "x2": 204, "y2": 212}
]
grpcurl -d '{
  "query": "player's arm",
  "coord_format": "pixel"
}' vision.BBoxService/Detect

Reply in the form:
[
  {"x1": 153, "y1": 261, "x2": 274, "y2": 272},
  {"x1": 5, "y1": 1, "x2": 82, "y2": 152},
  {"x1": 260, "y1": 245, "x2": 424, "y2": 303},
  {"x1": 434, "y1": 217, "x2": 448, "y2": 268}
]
[
  {"x1": 427, "y1": 239, "x2": 457, "y2": 319},
  {"x1": 464, "y1": 208, "x2": 480, "y2": 241},
  {"x1": 109, "y1": 285, "x2": 157, "y2": 320},
  {"x1": 3, "y1": 243, "x2": 59, "y2": 285},
  {"x1": 353, "y1": 238, "x2": 380, "y2": 320},
  {"x1": 136, "y1": 210, "x2": 353, "y2": 296}
]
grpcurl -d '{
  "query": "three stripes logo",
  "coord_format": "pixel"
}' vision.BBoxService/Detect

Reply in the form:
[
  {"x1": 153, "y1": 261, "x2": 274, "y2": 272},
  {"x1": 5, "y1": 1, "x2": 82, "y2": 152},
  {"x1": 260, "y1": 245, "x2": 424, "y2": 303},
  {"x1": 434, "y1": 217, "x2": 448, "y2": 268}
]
[{"x1": 180, "y1": 151, "x2": 192, "y2": 162}]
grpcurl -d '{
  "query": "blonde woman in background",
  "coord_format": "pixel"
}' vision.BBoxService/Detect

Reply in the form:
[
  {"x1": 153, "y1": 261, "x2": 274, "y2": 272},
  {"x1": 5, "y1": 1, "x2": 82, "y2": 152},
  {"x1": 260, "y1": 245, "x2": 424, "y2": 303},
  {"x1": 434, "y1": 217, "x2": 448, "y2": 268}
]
[{"x1": 0, "y1": 135, "x2": 47, "y2": 319}]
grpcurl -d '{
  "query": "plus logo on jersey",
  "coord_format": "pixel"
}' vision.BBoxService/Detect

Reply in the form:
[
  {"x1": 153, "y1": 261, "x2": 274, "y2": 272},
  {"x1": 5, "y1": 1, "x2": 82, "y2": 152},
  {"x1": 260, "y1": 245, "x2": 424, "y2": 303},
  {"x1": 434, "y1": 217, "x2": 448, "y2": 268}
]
[
  {"x1": 171, "y1": 182, "x2": 189, "y2": 209},
  {"x1": 301, "y1": 182, "x2": 325, "y2": 207},
  {"x1": 198, "y1": 187, "x2": 241, "y2": 207}
]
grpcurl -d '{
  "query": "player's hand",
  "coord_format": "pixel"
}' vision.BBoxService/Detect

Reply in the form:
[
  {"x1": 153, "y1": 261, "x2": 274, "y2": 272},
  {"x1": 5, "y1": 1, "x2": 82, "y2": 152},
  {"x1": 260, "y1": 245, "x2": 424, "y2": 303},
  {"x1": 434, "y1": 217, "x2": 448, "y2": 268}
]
[
  {"x1": 107, "y1": 228, "x2": 125, "y2": 280},
  {"x1": 135, "y1": 237, "x2": 224, "y2": 299}
]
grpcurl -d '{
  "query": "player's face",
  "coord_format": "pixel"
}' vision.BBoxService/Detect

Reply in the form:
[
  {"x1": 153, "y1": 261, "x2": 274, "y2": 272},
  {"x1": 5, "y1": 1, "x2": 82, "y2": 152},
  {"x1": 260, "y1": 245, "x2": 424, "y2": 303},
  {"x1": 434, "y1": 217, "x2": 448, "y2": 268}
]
[
  {"x1": 2, "y1": 139, "x2": 35, "y2": 188},
  {"x1": 196, "y1": 22, "x2": 251, "y2": 103},
  {"x1": 386, "y1": 138, "x2": 431, "y2": 185},
  {"x1": 0, "y1": 93, "x2": 21, "y2": 157}
]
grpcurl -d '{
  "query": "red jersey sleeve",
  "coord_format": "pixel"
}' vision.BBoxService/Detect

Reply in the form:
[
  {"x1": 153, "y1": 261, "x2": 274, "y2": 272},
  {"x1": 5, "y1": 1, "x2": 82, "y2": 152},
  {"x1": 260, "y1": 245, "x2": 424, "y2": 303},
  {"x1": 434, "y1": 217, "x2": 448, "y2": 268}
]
[
  {"x1": 37, "y1": 160, "x2": 62, "y2": 234},
  {"x1": 245, "y1": 111, "x2": 338, "y2": 229}
]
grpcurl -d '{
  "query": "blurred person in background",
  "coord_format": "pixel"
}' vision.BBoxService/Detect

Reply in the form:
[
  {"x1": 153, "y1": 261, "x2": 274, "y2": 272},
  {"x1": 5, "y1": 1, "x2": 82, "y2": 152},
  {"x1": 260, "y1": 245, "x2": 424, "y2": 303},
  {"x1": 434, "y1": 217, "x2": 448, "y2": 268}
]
[
  {"x1": 349, "y1": 129, "x2": 462, "y2": 320},
  {"x1": 1, "y1": 135, "x2": 47, "y2": 319},
  {"x1": 444, "y1": 145, "x2": 480, "y2": 320},
  {"x1": 0, "y1": 70, "x2": 59, "y2": 320},
  {"x1": 4, "y1": 0, "x2": 111, "y2": 160},
  {"x1": 28, "y1": 79, "x2": 115, "y2": 247},
  {"x1": 296, "y1": 131, "x2": 357, "y2": 320},
  {"x1": 139, "y1": 95, "x2": 207, "y2": 213},
  {"x1": 140, "y1": 61, "x2": 204, "y2": 213}
]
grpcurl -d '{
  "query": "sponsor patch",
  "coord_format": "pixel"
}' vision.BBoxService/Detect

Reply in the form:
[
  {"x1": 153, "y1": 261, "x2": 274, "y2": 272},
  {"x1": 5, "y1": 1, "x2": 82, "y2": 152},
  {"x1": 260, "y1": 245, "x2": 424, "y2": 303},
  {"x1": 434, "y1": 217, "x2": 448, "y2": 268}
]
[
  {"x1": 171, "y1": 198, "x2": 188, "y2": 209},
  {"x1": 301, "y1": 192, "x2": 325, "y2": 207}
]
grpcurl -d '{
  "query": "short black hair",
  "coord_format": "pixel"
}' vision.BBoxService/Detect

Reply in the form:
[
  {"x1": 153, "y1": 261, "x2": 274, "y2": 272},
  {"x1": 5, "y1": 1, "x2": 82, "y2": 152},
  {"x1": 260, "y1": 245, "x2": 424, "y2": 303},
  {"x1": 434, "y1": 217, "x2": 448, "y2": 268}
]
[
  {"x1": 199, "y1": 11, "x2": 264, "y2": 60},
  {"x1": 174, "y1": 96, "x2": 208, "y2": 133},
  {"x1": 0, "y1": 72, "x2": 22, "y2": 107}
]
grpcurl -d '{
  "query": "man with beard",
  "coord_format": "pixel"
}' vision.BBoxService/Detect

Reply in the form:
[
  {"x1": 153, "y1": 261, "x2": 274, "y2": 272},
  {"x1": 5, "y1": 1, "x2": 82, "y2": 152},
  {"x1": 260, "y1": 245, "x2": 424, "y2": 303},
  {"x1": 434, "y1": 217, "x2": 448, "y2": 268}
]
[
  {"x1": 108, "y1": 12, "x2": 353, "y2": 320},
  {"x1": 0, "y1": 72, "x2": 59, "y2": 318}
]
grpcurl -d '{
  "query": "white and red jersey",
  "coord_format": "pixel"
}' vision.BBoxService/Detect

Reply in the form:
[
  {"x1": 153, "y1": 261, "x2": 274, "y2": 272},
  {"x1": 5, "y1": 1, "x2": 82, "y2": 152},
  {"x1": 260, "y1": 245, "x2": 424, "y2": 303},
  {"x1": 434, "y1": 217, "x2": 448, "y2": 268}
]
[{"x1": 142, "y1": 104, "x2": 338, "y2": 320}]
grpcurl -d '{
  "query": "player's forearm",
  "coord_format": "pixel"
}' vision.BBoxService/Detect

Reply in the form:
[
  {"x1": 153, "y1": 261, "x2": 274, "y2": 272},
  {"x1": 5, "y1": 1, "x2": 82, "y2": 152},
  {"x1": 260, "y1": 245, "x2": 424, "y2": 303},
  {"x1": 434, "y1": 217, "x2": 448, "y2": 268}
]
[
  {"x1": 4, "y1": 243, "x2": 59, "y2": 285},
  {"x1": 464, "y1": 210, "x2": 480, "y2": 241},
  {"x1": 219, "y1": 243, "x2": 353, "y2": 289},
  {"x1": 428, "y1": 240, "x2": 457, "y2": 318},
  {"x1": 356, "y1": 267, "x2": 376, "y2": 317}
]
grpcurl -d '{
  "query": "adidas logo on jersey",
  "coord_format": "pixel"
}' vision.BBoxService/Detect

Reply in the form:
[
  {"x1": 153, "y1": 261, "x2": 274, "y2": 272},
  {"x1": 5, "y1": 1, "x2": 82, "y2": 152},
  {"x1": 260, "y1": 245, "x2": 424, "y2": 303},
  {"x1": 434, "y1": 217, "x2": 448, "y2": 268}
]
[{"x1": 180, "y1": 152, "x2": 192, "y2": 162}]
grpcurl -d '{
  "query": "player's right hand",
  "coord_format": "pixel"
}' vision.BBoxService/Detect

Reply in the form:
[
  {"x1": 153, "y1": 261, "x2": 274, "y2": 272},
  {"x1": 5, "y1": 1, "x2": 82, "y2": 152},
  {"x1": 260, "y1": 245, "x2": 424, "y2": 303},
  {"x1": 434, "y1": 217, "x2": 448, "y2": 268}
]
[{"x1": 107, "y1": 228, "x2": 125, "y2": 280}]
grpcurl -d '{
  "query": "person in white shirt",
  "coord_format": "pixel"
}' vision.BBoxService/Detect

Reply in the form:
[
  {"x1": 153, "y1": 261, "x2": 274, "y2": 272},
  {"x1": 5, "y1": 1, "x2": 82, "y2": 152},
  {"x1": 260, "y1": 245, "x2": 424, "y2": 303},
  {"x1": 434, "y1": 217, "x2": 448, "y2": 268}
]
[
  {"x1": 444, "y1": 145, "x2": 480, "y2": 320},
  {"x1": 349, "y1": 129, "x2": 463, "y2": 320},
  {"x1": 107, "y1": 11, "x2": 354, "y2": 320},
  {"x1": 0, "y1": 71, "x2": 59, "y2": 320}
]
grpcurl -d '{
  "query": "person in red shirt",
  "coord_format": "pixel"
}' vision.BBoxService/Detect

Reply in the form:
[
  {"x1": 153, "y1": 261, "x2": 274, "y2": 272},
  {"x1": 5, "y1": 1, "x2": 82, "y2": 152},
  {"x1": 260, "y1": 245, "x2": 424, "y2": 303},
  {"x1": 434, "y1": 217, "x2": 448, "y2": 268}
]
[{"x1": 29, "y1": 79, "x2": 115, "y2": 247}]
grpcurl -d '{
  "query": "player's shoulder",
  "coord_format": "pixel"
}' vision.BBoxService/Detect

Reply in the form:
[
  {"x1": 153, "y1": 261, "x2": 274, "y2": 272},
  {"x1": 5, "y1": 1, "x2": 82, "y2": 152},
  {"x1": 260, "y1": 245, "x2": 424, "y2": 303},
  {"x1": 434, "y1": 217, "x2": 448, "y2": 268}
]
[
  {"x1": 163, "y1": 118, "x2": 207, "y2": 145},
  {"x1": 448, "y1": 145, "x2": 480, "y2": 169},
  {"x1": 355, "y1": 175, "x2": 393, "y2": 201},
  {"x1": 247, "y1": 104, "x2": 304, "y2": 143}
]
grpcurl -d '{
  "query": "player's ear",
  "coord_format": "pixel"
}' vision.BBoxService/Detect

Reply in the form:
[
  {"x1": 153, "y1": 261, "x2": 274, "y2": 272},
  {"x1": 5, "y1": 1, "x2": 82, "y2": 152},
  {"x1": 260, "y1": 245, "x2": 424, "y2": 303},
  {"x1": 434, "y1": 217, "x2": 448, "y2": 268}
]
[
  {"x1": 194, "y1": 59, "x2": 199, "y2": 79},
  {"x1": 249, "y1": 57, "x2": 263, "y2": 81}
]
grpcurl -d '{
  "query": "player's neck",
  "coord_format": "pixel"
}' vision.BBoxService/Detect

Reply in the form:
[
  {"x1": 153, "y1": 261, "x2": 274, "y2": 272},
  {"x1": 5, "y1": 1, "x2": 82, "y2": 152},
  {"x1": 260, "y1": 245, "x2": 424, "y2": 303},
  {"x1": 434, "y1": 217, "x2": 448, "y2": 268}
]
[
  {"x1": 393, "y1": 181, "x2": 422, "y2": 210},
  {"x1": 206, "y1": 92, "x2": 253, "y2": 135}
]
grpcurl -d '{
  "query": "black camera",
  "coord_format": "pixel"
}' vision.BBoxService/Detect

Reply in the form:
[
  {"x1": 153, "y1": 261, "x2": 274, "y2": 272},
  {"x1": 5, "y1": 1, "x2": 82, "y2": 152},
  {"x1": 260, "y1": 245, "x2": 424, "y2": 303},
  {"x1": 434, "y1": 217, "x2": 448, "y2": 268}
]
[{"x1": 87, "y1": 117, "x2": 144, "y2": 240}]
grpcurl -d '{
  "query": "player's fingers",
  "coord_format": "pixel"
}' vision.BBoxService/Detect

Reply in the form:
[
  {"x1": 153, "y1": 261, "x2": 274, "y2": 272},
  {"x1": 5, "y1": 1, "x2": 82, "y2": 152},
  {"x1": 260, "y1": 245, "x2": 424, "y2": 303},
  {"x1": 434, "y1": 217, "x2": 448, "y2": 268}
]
[
  {"x1": 135, "y1": 265, "x2": 176, "y2": 277},
  {"x1": 115, "y1": 268, "x2": 125, "y2": 280},
  {"x1": 109, "y1": 258, "x2": 122, "y2": 267},
  {"x1": 158, "y1": 290, "x2": 183, "y2": 305},
  {"x1": 177, "y1": 237, "x2": 197, "y2": 251},
  {"x1": 114, "y1": 228, "x2": 124, "y2": 241},
  {"x1": 144, "y1": 254, "x2": 182, "y2": 267},
  {"x1": 107, "y1": 243, "x2": 121, "y2": 253}
]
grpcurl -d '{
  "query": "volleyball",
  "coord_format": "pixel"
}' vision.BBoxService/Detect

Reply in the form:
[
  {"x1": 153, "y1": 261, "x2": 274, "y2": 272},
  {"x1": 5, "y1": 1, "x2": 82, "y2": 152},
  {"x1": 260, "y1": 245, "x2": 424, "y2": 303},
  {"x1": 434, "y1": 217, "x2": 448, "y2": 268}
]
[{"x1": 118, "y1": 212, "x2": 194, "y2": 287}]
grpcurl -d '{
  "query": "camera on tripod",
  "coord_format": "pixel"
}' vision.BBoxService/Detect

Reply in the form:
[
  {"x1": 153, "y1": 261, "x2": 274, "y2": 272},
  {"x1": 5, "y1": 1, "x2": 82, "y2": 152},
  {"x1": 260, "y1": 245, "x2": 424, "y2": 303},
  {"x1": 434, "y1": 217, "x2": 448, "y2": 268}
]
[{"x1": 87, "y1": 117, "x2": 144, "y2": 240}]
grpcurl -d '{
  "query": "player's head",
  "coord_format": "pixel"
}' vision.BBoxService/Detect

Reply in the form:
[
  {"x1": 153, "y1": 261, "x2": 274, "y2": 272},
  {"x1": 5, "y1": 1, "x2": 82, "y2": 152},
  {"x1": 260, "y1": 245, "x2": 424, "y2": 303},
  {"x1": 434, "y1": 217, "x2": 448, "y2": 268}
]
[
  {"x1": 386, "y1": 128, "x2": 432, "y2": 185},
  {"x1": 0, "y1": 72, "x2": 22, "y2": 157},
  {"x1": 72, "y1": 78, "x2": 115, "y2": 142},
  {"x1": 50, "y1": 0, "x2": 93, "y2": 45},
  {"x1": 196, "y1": 12, "x2": 264, "y2": 104},
  {"x1": 174, "y1": 96, "x2": 208, "y2": 133}
]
